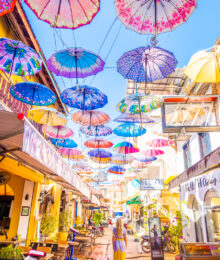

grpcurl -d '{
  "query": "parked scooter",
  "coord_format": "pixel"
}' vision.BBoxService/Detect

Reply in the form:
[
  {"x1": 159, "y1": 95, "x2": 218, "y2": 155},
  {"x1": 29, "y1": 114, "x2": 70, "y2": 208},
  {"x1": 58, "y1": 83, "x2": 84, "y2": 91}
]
[{"x1": 141, "y1": 235, "x2": 151, "y2": 253}]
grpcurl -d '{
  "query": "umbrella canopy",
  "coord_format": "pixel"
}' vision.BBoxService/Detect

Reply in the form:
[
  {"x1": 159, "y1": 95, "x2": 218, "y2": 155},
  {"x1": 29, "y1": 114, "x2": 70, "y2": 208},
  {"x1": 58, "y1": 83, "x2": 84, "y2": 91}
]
[
  {"x1": 117, "y1": 94, "x2": 162, "y2": 114},
  {"x1": 113, "y1": 141, "x2": 139, "y2": 154},
  {"x1": 28, "y1": 107, "x2": 67, "y2": 126},
  {"x1": 142, "y1": 149, "x2": 164, "y2": 156},
  {"x1": 72, "y1": 161, "x2": 87, "y2": 170},
  {"x1": 111, "y1": 154, "x2": 134, "y2": 165},
  {"x1": 126, "y1": 196, "x2": 141, "y2": 205},
  {"x1": 92, "y1": 172, "x2": 108, "y2": 182},
  {"x1": 90, "y1": 157, "x2": 112, "y2": 164},
  {"x1": 72, "y1": 110, "x2": 110, "y2": 126},
  {"x1": 0, "y1": 38, "x2": 42, "y2": 76},
  {"x1": 184, "y1": 47, "x2": 220, "y2": 83},
  {"x1": 71, "y1": 154, "x2": 86, "y2": 161},
  {"x1": 42, "y1": 125, "x2": 73, "y2": 139},
  {"x1": 80, "y1": 125, "x2": 113, "y2": 136},
  {"x1": 166, "y1": 106, "x2": 205, "y2": 124},
  {"x1": 0, "y1": 0, "x2": 16, "y2": 16},
  {"x1": 115, "y1": 0, "x2": 197, "y2": 35},
  {"x1": 114, "y1": 113, "x2": 155, "y2": 124},
  {"x1": 114, "y1": 123, "x2": 146, "y2": 137},
  {"x1": 149, "y1": 138, "x2": 174, "y2": 148},
  {"x1": 107, "y1": 165, "x2": 125, "y2": 175},
  {"x1": 57, "y1": 148, "x2": 81, "y2": 159},
  {"x1": 131, "y1": 160, "x2": 151, "y2": 169},
  {"x1": 47, "y1": 48, "x2": 104, "y2": 78},
  {"x1": 10, "y1": 82, "x2": 56, "y2": 106},
  {"x1": 135, "y1": 154, "x2": 157, "y2": 163},
  {"x1": 24, "y1": 0, "x2": 100, "y2": 29},
  {"x1": 61, "y1": 85, "x2": 107, "y2": 110},
  {"x1": 50, "y1": 138, "x2": 77, "y2": 148},
  {"x1": 88, "y1": 149, "x2": 112, "y2": 158},
  {"x1": 117, "y1": 46, "x2": 177, "y2": 83},
  {"x1": 84, "y1": 139, "x2": 113, "y2": 149}
]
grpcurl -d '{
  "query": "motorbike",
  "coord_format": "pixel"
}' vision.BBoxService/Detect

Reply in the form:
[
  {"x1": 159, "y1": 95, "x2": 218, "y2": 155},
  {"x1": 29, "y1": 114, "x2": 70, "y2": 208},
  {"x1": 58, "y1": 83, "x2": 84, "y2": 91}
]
[
  {"x1": 161, "y1": 225, "x2": 177, "y2": 253},
  {"x1": 124, "y1": 223, "x2": 134, "y2": 235},
  {"x1": 141, "y1": 235, "x2": 151, "y2": 253}
]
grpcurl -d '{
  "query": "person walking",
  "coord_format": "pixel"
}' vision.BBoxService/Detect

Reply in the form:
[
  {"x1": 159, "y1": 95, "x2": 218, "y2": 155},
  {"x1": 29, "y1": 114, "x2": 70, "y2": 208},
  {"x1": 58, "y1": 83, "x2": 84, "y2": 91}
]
[{"x1": 112, "y1": 217, "x2": 127, "y2": 260}]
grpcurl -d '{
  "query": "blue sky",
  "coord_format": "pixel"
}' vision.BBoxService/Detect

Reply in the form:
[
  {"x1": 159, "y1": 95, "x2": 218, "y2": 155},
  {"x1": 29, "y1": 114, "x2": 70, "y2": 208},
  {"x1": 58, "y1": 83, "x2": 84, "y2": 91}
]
[{"x1": 21, "y1": 0, "x2": 220, "y2": 150}]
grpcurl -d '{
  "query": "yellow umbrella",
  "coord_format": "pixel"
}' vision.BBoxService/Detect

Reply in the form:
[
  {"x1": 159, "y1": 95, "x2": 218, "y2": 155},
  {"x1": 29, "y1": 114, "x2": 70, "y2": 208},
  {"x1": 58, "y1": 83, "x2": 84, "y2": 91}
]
[
  {"x1": 184, "y1": 46, "x2": 220, "y2": 83},
  {"x1": 28, "y1": 107, "x2": 67, "y2": 126}
]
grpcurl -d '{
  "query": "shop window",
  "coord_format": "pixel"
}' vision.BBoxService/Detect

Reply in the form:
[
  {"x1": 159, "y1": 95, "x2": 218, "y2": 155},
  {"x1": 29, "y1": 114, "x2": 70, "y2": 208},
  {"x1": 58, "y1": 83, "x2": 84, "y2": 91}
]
[
  {"x1": 204, "y1": 189, "x2": 220, "y2": 242},
  {"x1": 183, "y1": 142, "x2": 192, "y2": 169},
  {"x1": 198, "y1": 133, "x2": 211, "y2": 158}
]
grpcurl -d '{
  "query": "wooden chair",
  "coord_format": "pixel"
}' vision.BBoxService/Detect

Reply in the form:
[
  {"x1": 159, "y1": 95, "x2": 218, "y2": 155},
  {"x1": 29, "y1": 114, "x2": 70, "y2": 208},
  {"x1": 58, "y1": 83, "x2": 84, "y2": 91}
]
[
  {"x1": 17, "y1": 246, "x2": 31, "y2": 254},
  {"x1": 37, "y1": 246, "x2": 52, "y2": 254}
]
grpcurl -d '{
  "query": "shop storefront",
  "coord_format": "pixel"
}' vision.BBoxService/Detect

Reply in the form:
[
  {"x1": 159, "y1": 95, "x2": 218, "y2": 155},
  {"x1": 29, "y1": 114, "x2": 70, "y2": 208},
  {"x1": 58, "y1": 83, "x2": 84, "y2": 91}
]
[{"x1": 180, "y1": 169, "x2": 220, "y2": 243}]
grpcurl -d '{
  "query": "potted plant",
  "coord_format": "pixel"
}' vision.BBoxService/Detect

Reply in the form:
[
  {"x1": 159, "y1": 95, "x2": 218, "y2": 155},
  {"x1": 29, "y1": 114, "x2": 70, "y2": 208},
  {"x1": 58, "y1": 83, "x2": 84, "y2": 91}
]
[
  {"x1": 40, "y1": 213, "x2": 58, "y2": 241},
  {"x1": 92, "y1": 212, "x2": 103, "y2": 226},
  {"x1": 0, "y1": 245, "x2": 23, "y2": 260},
  {"x1": 58, "y1": 209, "x2": 72, "y2": 241}
]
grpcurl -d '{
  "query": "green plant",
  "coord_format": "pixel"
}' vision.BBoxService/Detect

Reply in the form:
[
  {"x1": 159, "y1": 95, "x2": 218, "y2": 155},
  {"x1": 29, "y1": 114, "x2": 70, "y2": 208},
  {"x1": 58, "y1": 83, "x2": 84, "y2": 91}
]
[
  {"x1": 59, "y1": 209, "x2": 72, "y2": 232},
  {"x1": 0, "y1": 245, "x2": 23, "y2": 259},
  {"x1": 40, "y1": 213, "x2": 58, "y2": 237},
  {"x1": 92, "y1": 212, "x2": 103, "y2": 226}
]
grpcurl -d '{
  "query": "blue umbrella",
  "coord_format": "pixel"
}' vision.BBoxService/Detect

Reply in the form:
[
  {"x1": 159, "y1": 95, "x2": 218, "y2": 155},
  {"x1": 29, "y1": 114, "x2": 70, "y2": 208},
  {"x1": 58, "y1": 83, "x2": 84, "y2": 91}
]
[
  {"x1": 50, "y1": 138, "x2": 77, "y2": 148},
  {"x1": 117, "y1": 46, "x2": 177, "y2": 83},
  {"x1": 107, "y1": 165, "x2": 125, "y2": 175},
  {"x1": 113, "y1": 123, "x2": 146, "y2": 137},
  {"x1": 10, "y1": 82, "x2": 56, "y2": 106},
  {"x1": 136, "y1": 155, "x2": 157, "y2": 163},
  {"x1": 61, "y1": 85, "x2": 107, "y2": 110},
  {"x1": 80, "y1": 125, "x2": 113, "y2": 136},
  {"x1": 114, "y1": 113, "x2": 155, "y2": 124},
  {"x1": 88, "y1": 149, "x2": 112, "y2": 158}
]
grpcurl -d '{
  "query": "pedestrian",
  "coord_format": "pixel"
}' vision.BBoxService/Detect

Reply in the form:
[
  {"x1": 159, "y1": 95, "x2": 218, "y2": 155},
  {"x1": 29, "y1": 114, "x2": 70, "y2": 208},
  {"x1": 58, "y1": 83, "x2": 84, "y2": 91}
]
[{"x1": 112, "y1": 217, "x2": 127, "y2": 260}]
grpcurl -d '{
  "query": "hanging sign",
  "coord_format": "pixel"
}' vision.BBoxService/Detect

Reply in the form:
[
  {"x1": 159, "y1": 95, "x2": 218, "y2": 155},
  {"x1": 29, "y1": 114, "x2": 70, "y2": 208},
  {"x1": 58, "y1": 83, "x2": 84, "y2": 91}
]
[{"x1": 140, "y1": 179, "x2": 164, "y2": 190}]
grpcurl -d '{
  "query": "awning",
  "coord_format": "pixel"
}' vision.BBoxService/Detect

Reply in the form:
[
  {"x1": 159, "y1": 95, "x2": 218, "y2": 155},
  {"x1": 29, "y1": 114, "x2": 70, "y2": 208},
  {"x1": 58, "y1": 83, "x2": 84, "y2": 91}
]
[
  {"x1": 126, "y1": 196, "x2": 141, "y2": 205},
  {"x1": 0, "y1": 111, "x2": 95, "y2": 200}
]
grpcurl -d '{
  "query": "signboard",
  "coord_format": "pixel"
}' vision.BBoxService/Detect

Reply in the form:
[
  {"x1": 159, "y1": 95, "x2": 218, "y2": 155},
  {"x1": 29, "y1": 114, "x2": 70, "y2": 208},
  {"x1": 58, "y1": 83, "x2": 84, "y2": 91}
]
[{"x1": 140, "y1": 179, "x2": 164, "y2": 190}]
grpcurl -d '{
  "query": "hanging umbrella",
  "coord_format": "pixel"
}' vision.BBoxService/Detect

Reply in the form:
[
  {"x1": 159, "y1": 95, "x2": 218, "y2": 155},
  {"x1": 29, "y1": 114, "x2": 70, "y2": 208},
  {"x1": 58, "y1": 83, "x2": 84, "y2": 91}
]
[
  {"x1": 111, "y1": 154, "x2": 134, "y2": 165},
  {"x1": 107, "y1": 166, "x2": 125, "y2": 175},
  {"x1": 92, "y1": 172, "x2": 108, "y2": 182},
  {"x1": 117, "y1": 94, "x2": 162, "y2": 114},
  {"x1": 131, "y1": 160, "x2": 151, "y2": 169},
  {"x1": 10, "y1": 82, "x2": 56, "y2": 106},
  {"x1": 57, "y1": 148, "x2": 81, "y2": 159},
  {"x1": 84, "y1": 139, "x2": 113, "y2": 149},
  {"x1": 24, "y1": 0, "x2": 100, "y2": 29},
  {"x1": 80, "y1": 125, "x2": 113, "y2": 136},
  {"x1": 184, "y1": 46, "x2": 220, "y2": 83},
  {"x1": 113, "y1": 141, "x2": 139, "y2": 154},
  {"x1": 117, "y1": 46, "x2": 177, "y2": 82},
  {"x1": 28, "y1": 107, "x2": 67, "y2": 126},
  {"x1": 115, "y1": 0, "x2": 197, "y2": 35},
  {"x1": 71, "y1": 154, "x2": 86, "y2": 161},
  {"x1": 88, "y1": 149, "x2": 112, "y2": 158},
  {"x1": 135, "y1": 154, "x2": 157, "y2": 163},
  {"x1": 90, "y1": 157, "x2": 112, "y2": 164},
  {"x1": 166, "y1": 106, "x2": 205, "y2": 124},
  {"x1": 47, "y1": 48, "x2": 104, "y2": 79},
  {"x1": 113, "y1": 123, "x2": 146, "y2": 137},
  {"x1": 0, "y1": 0, "x2": 16, "y2": 16},
  {"x1": 50, "y1": 138, "x2": 77, "y2": 148},
  {"x1": 0, "y1": 38, "x2": 42, "y2": 76},
  {"x1": 72, "y1": 110, "x2": 110, "y2": 126},
  {"x1": 114, "y1": 113, "x2": 155, "y2": 124},
  {"x1": 60, "y1": 85, "x2": 107, "y2": 110},
  {"x1": 142, "y1": 149, "x2": 164, "y2": 156},
  {"x1": 149, "y1": 138, "x2": 174, "y2": 148},
  {"x1": 42, "y1": 125, "x2": 73, "y2": 139},
  {"x1": 72, "y1": 161, "x2": 87, "y2": 170}
]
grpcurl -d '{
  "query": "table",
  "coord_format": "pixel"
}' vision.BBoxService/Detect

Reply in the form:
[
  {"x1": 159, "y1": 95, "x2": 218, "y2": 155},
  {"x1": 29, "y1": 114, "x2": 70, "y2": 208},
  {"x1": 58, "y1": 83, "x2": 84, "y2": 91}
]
[
  {"x1": 41, "y1": 253, "x2": 54, "y2": 260},
  {"x1": 0, "y1": 239, "x2": 26, "y2": 248}
]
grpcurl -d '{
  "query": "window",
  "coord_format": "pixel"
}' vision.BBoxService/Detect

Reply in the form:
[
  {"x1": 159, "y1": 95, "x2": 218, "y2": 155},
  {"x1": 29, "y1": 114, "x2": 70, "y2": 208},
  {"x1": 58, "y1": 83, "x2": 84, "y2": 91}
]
[
  {"x1": 198, "y1": 133, "x2": 211, "y2": 157},
  {"x1": 183, "y1": 142, "x2": 192, "y2": 169}
]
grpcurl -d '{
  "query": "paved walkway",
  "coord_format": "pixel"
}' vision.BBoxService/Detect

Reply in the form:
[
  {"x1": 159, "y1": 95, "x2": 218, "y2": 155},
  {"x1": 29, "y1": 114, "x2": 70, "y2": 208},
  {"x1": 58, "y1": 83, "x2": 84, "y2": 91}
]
[{"x1": 88, "y1": 227, "x2": 177, "y2": 260}]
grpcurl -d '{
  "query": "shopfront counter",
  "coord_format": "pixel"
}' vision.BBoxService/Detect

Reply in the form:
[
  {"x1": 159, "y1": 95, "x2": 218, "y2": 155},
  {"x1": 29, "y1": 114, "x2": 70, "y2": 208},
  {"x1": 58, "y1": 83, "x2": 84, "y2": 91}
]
[{"x1": 179, "y1": 243, "x2": 220, "y2": 259}]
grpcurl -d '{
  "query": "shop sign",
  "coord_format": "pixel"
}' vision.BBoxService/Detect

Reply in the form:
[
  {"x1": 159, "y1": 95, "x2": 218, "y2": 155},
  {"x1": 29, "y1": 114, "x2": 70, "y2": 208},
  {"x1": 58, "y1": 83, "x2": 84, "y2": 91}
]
[
  {"x1": 184, "y1": 174, "x2": 218, "y2": 192},
  {"x1": 140, "y1": 179, "x2": 164, "y2": 190}
]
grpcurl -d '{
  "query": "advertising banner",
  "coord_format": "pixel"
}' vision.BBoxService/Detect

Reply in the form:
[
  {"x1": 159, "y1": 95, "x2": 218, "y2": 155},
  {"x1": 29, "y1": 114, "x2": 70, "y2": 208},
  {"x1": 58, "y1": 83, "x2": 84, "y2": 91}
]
[{"x1": 140, "y1": 179, "x2": 164, "y2": 190}]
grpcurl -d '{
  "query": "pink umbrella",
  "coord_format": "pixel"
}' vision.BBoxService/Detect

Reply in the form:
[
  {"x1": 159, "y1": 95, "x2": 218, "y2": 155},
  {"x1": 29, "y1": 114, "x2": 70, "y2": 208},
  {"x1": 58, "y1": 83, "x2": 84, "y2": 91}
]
[
  {"x1": 142, "y1": 149, "x2": 164, "y2": 157},
  {"x1": 132, "y1": 160, "x2": 151, "y2": 169},
  {"x1": 57, "y1": 148, "x2": 82, "y2": 159},
  {"x1": 148, "y1": 138, "x2": 174, "y2": 148},
  {"x1": 72, "y1": 110, "x2": 110, "y2": 126},
  {"x1": 84, "y1": 139, "x2": 113, "y2": 148},
  {"x1": 42, "y1": 125, "x2": 74, "y2": 139}
]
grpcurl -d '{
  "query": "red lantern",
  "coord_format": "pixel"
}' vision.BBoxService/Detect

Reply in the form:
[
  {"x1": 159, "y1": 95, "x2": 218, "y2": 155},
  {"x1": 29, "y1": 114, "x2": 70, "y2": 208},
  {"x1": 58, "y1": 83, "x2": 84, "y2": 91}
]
[{"x1": 17, "y1": 113, "x2": 24, "y2": 120}]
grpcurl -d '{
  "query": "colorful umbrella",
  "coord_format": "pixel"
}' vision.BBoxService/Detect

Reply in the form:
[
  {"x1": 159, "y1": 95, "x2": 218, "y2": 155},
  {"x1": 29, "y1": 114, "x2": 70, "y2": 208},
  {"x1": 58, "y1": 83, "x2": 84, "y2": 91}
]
[
  {"x1": 131, "y1": 160, "x2": 151, "y2": 169},
  {"x1": 80, "y1": 125, "x2": 113, "y2": 136},
  {"x1": 84, "y1": 139, "x2": 113, "y2": 149},
  {"x1": 114, "y1": 113, "x2": 155, "y2": 124},
  {"x1": 113, "y1": 123, "x2": 146, "y2": 137},
  {"x1": 24, "y1": 0, "x2": 100, "y2": 29},
  {"x1": 42, "y1": 125, "x2": 73, "y2": 139},
  {"x1": 149, "y1": 138, "x2": 174, "y2": 148},
  {"x1": 71, "y1": 154, "x2": 86, "y2": 161},
  {"x1": 111, "y1": 154, "x2": 134, "y2": 165},
  {"x1": 113, "y1": 141, "x2": 139, "y2": 154},
  {"x1": 88, "y1": 149, "x2": 112, "y2": 158},
  {"x1": 72, "y1": 110, "x2": 110, "y2": 126},
  {"x1": 142, "y1": 149, "x2": 164, "y2": 156},
  {"x1": 117, "y1": 94, "x2": 162, "y2": 114},
  {"x1": 28, "y1": 107, "x2": 67, "y2": 126},
  {"x1": 92, "y1": 172, "x2": 108, "y2": 182},
  {"x1": 135, "y1": 154, "x2": 157, "y2": 163},
  {"x1": 184, "y1": 46, "x2": 220, "y2": 83},
  {"x1": 0, "y1": 38, "x2": 42, "y2": 76},
  {"x1": 57, "y1": 148, "x2": 81, "y2": 159},
  {"x1": 60, "y1": 85, "x2": 107, "y2": 110},
  {"x1": 72, "y1": 161, "x2": 87, "y2": 170},
  {"x1": 117, "y1": 46, "x2": 177, "y2": 83},
  {"x1": 115, "y1": 0, "x2": 197, "y2": 35},
  {"x1": 0, "y1": 0, "x2": 16, "y2": 17},
  {"x1": 107, "y1": 166, "x2": 125, "y2": 175},
  {"x1": 50, "y1": 138, "x2": 77, "y2": 148},
  {"x1": 47, "y1": 48, "x2": 104, "y2": 79},
  {"x1": 90, "y1": 157, "x2": 112, "y2": 164},
  {"x1": 10, "y1": 82, "x2": 56, "y2": 106}
]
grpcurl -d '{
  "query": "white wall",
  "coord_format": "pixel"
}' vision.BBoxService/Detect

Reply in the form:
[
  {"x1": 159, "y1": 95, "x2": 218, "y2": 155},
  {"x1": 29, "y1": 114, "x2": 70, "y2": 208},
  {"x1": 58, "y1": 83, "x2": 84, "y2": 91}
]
[
  {"x1": 189, "y1": 135, "x2": 201, "y2": 165},
  {"x1": 176, "y1": 142, "x2": 185, "y2": 174},
  {"x1": 209, "y1": 132, "x2": 220, "y2": 151}
]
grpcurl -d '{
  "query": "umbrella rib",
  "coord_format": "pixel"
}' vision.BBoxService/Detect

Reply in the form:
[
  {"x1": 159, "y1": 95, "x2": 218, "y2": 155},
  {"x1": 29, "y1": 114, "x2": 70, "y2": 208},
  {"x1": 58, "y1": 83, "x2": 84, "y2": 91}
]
[
  {"x1": 38, "y1": 0, "x2": 52, "y2": 19},
  {"x1": 76, "y1": 0, "x2": 90, "y2": 22}
]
